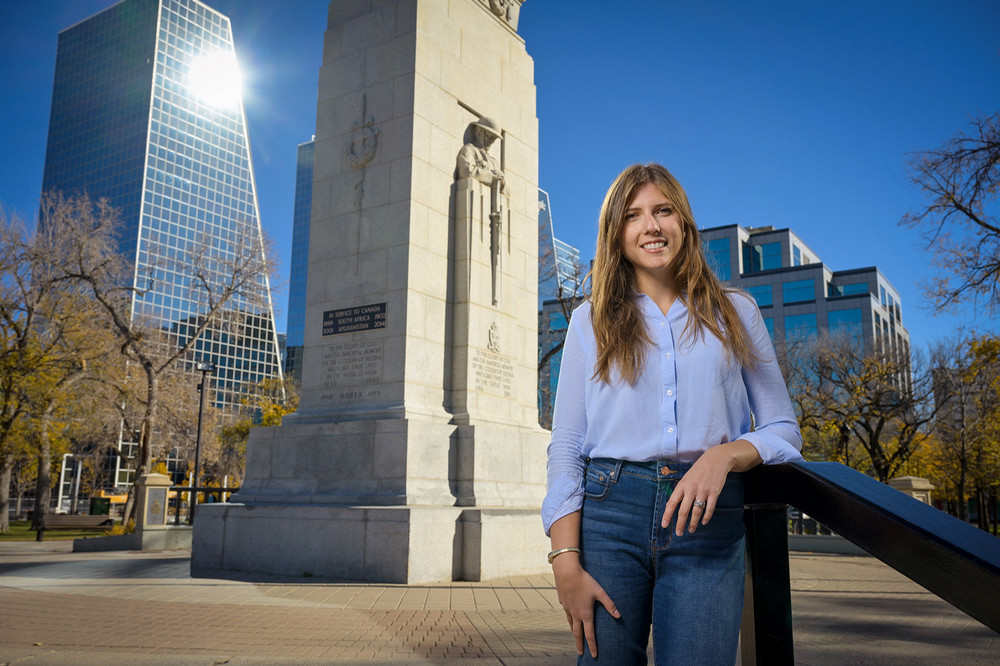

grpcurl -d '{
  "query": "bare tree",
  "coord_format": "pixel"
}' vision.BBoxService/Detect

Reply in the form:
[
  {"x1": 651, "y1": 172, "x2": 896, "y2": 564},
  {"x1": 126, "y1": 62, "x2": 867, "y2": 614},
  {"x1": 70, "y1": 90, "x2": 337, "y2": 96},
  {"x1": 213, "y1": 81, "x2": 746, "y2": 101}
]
[
  {"x1": 901, "y1": 111, "x2": 1000, "y2": 314},
  {"x1": 38, "y1": 192, "x2": 279, "y2": 522},
  {"x1": 774, "y1": 335, "x2": 860, "y2": 465}
]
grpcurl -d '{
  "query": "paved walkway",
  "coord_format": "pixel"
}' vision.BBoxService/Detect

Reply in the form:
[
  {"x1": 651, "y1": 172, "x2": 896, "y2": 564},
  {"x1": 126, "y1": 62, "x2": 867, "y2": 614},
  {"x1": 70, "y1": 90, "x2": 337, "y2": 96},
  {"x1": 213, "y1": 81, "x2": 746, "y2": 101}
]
[{"x1": 0, "y1": 541, "x2": 996, "y2": 664}]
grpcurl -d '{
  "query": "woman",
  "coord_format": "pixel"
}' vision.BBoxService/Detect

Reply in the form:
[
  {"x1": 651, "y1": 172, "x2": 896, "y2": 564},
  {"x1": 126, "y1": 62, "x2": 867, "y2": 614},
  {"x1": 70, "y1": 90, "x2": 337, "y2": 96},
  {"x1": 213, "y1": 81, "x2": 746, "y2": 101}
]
[{"x1": 542, "y1": 163, "x2": 803, "y2": 665}]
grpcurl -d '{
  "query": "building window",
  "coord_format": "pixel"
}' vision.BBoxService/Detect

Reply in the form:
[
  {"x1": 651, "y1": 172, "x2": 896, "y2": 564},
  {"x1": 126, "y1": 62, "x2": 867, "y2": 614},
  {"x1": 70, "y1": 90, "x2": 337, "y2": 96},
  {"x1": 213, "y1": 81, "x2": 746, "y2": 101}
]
[
  {"x1": 880, "y1": 285, "x2": 887, "y2": 306},
  {"x1": 745, "y1": 284, "x2": 773, "y2": 307},
  {"x1": 743, "y1": 241, "x2": 782, "y2": 273},
  {"x1": 828, "y1": 308, "x2": 864, "y2": 340},
  {"x1": 793, "y1": 245, "x2": 801, "y2": 266},
  {"x1": 784, "y1": 313, "x2": 817, "y2": 339},
  {"x1": 704, "y1": 238, "x2": 731, "y2": 281},
  {"x1": 828, "y1": 281, "x2": 869, "y2": 297},
  {"x1": 783, "y1": 279, "x2": 814, "y2": 304}
]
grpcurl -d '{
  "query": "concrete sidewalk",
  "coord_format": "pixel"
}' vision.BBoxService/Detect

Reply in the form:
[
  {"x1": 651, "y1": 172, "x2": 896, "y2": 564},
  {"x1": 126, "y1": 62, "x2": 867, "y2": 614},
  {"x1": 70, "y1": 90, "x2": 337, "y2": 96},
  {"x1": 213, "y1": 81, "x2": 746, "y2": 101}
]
[{"x1": 0, "y1": 541, "x2": 996, "y2": 664}]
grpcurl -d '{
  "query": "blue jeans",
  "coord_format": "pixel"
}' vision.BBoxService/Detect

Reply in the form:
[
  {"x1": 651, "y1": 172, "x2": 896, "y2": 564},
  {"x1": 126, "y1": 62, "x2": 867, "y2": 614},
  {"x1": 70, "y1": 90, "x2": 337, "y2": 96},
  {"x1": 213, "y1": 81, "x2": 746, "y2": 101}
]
[{"x1": 578, "y1": 458, "x2": 745, "y2": 665}]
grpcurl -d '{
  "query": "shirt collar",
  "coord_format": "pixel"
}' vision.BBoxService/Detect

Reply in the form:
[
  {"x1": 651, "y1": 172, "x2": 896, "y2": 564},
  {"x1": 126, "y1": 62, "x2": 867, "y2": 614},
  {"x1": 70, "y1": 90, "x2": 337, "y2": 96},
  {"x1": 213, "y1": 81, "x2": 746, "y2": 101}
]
[{"x1": 635, "y1": 291, "x2": 688, "y2": 322}]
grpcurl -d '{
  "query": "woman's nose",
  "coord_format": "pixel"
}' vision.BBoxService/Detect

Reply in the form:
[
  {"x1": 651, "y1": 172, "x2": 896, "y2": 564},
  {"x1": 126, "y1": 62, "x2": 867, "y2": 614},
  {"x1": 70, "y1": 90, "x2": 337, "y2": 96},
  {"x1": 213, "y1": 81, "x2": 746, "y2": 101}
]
[{"x1": 643, "y1": 213, "x2": 660, "y2": 233}]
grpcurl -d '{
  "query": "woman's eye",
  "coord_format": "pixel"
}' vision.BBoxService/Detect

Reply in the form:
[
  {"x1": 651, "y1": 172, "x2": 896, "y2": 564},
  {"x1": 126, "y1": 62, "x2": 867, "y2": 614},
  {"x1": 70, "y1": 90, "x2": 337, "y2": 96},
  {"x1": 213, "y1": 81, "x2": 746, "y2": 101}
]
[{"x1": 657, "y1": 207, "x2": 673, "y2": 216}]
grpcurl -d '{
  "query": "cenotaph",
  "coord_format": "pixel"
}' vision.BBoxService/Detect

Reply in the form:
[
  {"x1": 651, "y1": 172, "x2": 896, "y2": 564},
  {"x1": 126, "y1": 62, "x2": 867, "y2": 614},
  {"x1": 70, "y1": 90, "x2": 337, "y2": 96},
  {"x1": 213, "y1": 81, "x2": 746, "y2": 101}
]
[{"x1": 192, "y1": 0, "x2": 551, "y2": 583}]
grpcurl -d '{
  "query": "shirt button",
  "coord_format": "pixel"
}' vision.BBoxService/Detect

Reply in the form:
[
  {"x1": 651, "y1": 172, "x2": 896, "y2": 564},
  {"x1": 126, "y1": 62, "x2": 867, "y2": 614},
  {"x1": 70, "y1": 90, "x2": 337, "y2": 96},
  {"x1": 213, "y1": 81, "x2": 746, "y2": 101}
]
[
  {"x1": 660, "y1": 322, "x2": 665, "y2": 328},
  {"x1": 668, "y1": 427, "x2": 674, "y2": 433},
  {"x1": 666, "y1": 389, "x2": 673, "y2": 396},
  {"x1": 666, "y1": 352, "x2": 672, "y2": 358}
]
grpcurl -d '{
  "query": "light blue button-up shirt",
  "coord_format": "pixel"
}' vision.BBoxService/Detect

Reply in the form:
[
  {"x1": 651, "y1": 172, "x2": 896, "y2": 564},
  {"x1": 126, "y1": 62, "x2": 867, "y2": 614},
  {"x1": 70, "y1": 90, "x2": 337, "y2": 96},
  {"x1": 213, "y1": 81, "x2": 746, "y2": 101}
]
[{"x1": 542, "y1": 292, "x2": 803, "y2": 535}]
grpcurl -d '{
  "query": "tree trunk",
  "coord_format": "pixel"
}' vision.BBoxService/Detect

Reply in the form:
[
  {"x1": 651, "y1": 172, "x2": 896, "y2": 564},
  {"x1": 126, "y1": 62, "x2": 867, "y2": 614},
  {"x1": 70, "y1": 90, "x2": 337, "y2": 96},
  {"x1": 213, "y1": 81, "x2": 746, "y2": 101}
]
[
  {"x1": 0, "y1": 453, "x2": 12, "y2": 532},
  {"x1": 976, "y1": 486, "x2": 989, "y2": 531},
  {"x1": 31, "y1": 434, "x2": 52, "y2": 531},
  {"x1": 138, "y1": 365, "x2": 159, "y2": 475},
  {"x1": 991, "y1": 489, "x2": 998, "y2": 536},
  {"x1": 122, "y1": 366, "x2": 160, "y2": 526}
]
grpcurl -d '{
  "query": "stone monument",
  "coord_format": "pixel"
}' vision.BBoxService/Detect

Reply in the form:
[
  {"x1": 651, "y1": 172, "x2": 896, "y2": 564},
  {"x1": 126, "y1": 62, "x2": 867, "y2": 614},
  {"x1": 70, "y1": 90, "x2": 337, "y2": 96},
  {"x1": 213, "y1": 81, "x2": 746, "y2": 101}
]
[{"x1": 192, "y1": 0, "x2": 549, "y2": 583}]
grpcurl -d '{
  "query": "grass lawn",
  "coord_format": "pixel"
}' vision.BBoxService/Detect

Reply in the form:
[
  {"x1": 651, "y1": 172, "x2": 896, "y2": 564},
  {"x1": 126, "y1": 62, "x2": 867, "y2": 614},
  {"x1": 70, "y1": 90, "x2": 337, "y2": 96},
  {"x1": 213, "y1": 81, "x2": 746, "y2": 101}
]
[{"x1": 0, "y1": 520, "x2": 116, "y2": 541}]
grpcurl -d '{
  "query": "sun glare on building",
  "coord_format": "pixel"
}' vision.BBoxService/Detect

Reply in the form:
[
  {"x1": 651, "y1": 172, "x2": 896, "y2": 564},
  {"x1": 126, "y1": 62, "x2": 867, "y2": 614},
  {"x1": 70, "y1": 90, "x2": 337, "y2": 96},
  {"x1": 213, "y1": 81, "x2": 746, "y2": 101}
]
[{"x1": 188, "y1": 49, "x2": 241, "y2": 110}]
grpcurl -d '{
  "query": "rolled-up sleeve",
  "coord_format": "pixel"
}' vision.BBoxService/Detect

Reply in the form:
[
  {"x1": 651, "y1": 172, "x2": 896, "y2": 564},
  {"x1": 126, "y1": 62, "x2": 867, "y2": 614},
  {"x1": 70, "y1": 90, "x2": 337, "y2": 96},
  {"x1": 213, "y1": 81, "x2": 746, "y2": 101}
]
[
  {"x1": 541, "y1": 308, "x2": 590, "y2": 535},
  {"x1": 734, "y1": 296, "x2": 804, "y2": 464}
]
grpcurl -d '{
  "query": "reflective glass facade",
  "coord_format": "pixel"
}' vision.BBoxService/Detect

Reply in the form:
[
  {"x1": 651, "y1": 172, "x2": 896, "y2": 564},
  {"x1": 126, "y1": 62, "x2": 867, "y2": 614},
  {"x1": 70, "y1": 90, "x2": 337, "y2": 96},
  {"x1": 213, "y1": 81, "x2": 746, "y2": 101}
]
[
  {"x1": 743, "y1": 241, "x2": 782, "y2": 273},
  {"x1": 538, "y1": 189, "x2": 584, "y2": 309},
  {"x1": 828, "y1": 308, "x2": 864, "y2": 339},
  {"x1": 784, "y1": 313, "x2": 818, "y2": 339},
  {"x1": 42, "y1": 0, "x2": 283, "y2": 412},
  {"x1": 704, "y1": 237, "x2": 731, "y2": 281},
  {"x1": 537, "y1": 188, "x2": 584, "y2": 428},
  {"x1": 783, "y1": 278, "x2": 815, "y2": 304},
  {"x1": 284, "y1": 139, "x2": 314, "y2": 384},
  {"x1": 745, "y1": 284, "x2": 772, "y2": 307}
]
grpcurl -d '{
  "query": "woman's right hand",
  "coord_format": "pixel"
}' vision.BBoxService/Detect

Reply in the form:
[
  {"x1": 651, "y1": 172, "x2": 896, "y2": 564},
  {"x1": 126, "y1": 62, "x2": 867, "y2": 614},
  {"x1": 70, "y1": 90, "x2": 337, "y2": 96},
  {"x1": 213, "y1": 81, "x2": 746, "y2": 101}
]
[{"x1": 552, "y1": 554, "x2": 620, "y2": 658}]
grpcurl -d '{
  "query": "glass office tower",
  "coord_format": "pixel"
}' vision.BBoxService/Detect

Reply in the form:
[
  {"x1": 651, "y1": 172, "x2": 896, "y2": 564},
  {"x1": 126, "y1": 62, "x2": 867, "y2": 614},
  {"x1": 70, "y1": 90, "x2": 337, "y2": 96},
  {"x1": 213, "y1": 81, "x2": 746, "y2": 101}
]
[
  {"x1": 283, "y1": 139, "x2": 314, "y2": 385},
  {"x1": 41, "y1": 0, "x2": 283, "y2": 479},
  {"x1": 537, "y1": 189, "x2": 585, "y2": 428}
]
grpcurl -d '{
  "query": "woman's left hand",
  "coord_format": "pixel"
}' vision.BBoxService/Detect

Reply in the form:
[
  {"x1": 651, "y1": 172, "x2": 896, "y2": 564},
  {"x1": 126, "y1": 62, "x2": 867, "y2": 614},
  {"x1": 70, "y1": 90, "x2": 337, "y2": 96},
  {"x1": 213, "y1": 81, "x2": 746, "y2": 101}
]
[{"x1": 661, "y1": 440, "x2": 762, "y2": 536}]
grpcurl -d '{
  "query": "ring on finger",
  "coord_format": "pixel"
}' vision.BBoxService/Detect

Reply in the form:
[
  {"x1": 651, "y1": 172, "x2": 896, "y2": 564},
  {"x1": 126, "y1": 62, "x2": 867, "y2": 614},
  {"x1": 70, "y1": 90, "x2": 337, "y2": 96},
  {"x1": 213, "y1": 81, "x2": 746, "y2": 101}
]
[{"x1": 692, "y1": 499, "x2": 706, "y2": 509}]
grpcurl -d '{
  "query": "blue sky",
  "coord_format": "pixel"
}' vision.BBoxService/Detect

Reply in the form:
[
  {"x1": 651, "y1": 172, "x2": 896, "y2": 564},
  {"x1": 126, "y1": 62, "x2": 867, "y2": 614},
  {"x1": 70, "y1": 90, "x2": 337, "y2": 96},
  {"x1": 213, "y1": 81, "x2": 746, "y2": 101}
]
[{"x1": 2, "y1": 0, "x2": 998, "y2": 352}]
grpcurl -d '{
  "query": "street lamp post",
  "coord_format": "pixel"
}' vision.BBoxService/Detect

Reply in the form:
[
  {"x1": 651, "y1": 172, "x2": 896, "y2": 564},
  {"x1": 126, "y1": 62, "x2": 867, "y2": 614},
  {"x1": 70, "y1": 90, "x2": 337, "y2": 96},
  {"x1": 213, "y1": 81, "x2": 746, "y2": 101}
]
[{"x1": 190, "y1": 361, "x2": 215, "y2": 524}]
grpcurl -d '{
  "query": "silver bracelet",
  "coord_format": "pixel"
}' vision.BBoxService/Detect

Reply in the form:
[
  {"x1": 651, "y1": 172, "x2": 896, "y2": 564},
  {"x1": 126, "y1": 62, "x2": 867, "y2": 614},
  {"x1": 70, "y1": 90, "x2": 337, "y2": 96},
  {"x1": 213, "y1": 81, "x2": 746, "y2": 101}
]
[{"x1": 547, "y1": 546, "x2": 581, "y2": 564}]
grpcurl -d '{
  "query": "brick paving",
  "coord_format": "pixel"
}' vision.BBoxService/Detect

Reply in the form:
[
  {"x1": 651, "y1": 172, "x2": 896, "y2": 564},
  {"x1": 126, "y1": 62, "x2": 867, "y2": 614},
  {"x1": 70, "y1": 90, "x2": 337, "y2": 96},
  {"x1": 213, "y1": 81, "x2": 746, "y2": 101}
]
[{"x1": 0, "y1": 542, "x2": 996, "y2": 664}]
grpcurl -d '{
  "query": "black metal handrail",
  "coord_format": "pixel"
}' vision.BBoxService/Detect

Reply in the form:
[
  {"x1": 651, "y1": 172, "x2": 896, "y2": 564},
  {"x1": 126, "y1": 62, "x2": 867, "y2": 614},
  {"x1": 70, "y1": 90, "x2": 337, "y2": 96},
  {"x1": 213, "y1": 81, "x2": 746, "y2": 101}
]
[
  {"x1": 740, "y1": 461, "x2": 1000, "y2": 665},
  {"x1": 169, "y1": 485, "x2": 240, "y2": 525}
]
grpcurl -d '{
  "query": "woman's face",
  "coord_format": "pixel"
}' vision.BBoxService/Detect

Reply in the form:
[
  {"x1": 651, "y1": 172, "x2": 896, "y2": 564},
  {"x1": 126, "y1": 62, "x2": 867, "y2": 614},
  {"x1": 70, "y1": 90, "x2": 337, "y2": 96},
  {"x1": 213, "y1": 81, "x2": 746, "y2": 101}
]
[{"x1": 619, "y1": 181, "x2": 684, "y2": 290}]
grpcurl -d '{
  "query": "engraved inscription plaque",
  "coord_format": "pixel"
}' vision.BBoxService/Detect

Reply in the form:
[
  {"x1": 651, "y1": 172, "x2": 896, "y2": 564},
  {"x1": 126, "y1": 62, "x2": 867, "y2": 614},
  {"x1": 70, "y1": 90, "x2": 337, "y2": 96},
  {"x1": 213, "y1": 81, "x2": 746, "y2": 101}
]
[
  {"x1": 320, "y1": 339, "x2": 384, "y2": 403},
  {"x1": 146, "y1": 487, "x2": 167, "y2": 526},
  {"x1": 323, "y1": 302, "x2": 387, "y2": 336},
  {"x1": 471, "y1": 349, "x2": 513, "y2": 398}
]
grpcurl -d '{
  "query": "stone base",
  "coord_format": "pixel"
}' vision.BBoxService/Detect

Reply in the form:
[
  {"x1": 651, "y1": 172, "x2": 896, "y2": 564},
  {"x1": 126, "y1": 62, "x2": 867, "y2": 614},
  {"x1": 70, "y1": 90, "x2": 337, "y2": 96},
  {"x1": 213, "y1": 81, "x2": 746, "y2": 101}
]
[
  {"x1": 190, "y1": 415, "x2": 550, "y2": 583},
  {"x1": 191, "y1": 502, "x2": 549, "y2": 583},
  {"x1": 73, "y1": 525, "x2": 193, "y2": 553}
]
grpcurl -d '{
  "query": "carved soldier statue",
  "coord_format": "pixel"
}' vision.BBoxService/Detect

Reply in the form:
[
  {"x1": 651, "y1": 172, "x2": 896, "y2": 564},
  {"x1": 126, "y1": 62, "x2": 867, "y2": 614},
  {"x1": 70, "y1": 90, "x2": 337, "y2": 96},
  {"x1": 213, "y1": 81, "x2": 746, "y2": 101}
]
[
  {"x1": 457, "y1": 116, "x2": 504, "y2": 194},
  {"x1": 457, "y1": 117, "x2": 505, "y2": 305}
]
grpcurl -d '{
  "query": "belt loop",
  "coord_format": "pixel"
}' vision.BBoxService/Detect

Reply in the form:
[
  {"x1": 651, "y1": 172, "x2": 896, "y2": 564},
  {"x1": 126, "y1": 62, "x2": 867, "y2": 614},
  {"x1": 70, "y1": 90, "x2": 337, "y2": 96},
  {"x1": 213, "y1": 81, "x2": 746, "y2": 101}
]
[{"x1": 609, "y1": 459, "x2": 622, "y2": 480}]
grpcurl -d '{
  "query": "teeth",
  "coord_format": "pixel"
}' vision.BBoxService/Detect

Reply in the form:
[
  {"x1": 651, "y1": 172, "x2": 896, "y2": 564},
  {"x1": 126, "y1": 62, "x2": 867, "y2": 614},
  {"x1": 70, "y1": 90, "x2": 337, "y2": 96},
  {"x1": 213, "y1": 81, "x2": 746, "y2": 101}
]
[{"x1": 643, "y1": 241, "x2": 666, "y2": 249}]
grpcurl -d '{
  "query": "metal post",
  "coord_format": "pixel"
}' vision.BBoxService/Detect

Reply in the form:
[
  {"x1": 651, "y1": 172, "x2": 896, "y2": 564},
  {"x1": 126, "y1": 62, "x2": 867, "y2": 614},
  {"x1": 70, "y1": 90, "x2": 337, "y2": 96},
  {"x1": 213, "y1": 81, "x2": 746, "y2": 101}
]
[
  {"x1": 190, "y1": 361, "x2": 214, "y2": 524},
  {"x1": 741, "y1": 503, "x2": 795, "y2": 665},
  {"x1": 70, "y1": 461, "x2": 82, "y2": 514},
  {"x1": 56, "y1": 453, "x2": 71, "y2": 512}
]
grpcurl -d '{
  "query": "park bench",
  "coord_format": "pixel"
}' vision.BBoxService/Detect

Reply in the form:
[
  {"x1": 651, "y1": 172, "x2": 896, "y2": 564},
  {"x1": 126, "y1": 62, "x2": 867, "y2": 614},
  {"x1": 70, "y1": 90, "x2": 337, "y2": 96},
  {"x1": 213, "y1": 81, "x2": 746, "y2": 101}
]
[{"x1": 36, "y1": 513, "x2": 113, "y2": 530}]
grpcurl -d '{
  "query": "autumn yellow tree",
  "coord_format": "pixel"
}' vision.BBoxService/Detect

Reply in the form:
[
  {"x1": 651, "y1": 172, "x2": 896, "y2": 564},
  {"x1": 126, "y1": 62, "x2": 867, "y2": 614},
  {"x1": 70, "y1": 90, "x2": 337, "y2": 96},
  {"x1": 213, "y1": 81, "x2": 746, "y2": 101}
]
[
  {"x1": 929, "y1": 335, "x2": 1000, "y2": 531},
  {"x1": 1, "y1": 203, "x2": 125, "y2": 531},
  {"x1": 216, "y1": 377, "x2": 297, "y2": 485}
]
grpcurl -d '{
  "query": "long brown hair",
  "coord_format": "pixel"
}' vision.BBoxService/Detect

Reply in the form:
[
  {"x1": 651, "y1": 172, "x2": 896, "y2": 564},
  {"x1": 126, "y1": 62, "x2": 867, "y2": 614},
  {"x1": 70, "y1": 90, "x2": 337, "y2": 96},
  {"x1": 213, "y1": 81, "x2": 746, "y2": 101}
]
[{"x1": 589, "y1": 163, "x2": 759, "y2": 384}]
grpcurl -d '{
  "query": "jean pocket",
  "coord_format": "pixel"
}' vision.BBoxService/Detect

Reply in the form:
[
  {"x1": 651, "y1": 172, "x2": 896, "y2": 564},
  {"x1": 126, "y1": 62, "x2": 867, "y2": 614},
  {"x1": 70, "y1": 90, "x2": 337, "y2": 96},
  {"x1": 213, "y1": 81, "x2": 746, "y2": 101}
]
[{"x1": 583, "y1": 462, "x2": 615, "y2": 501}]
